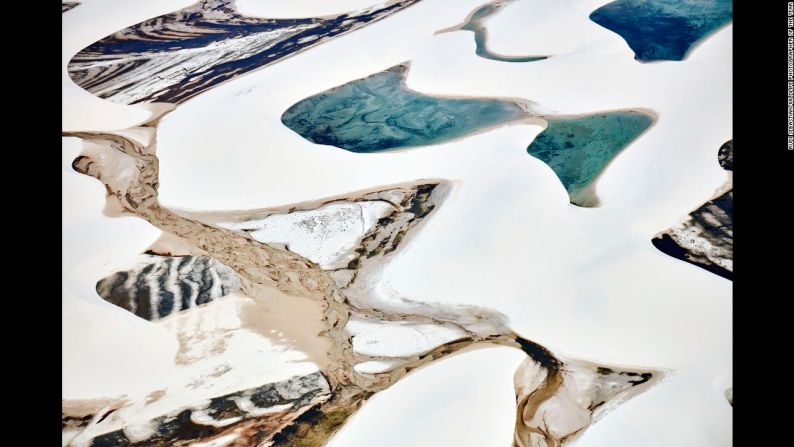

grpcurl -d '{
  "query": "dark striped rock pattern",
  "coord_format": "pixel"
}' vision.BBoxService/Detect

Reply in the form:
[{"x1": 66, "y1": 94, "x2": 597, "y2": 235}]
[
  {"x1": 80, "y1": 372, "x2": 331, "y2": 447},
  {"x1": 63, "y1": 414, "x2": 93, "y2": 432},
  {"x1": 67, "y1": 0, "x2": 423, "y2": 104},
  {"x1": 62, "y1": 2, "x2": 80, "y2": 13},
  {"x1": 652, "y1": 140, "x2": 733, "y2": 280},
  {"x1": 95, "y1": 254, "x2": 241, "y2": 321}
]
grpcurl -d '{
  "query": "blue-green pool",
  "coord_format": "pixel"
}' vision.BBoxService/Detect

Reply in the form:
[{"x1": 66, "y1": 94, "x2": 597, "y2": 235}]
[
  {"x1": 282, "y1": 66, "x2": 655, "y2": 208},
  {"x1": 590, "y1": 0, "x2": 732, "y2": 62},
  {"x1": 527, "y1": 111, "x2": 654, "y2": 206},
  {"x1": 281, "y1": 65, "x2": 527, "y2": 153}
]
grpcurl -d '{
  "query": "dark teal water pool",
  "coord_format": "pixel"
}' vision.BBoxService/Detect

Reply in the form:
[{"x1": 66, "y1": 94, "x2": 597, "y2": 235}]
[
  {"x1": 589, "y1": 0, "x2": 732, "y2": 62},
  {"x1": 281, "y1": 65, "x2": 527, "y2": 153}
]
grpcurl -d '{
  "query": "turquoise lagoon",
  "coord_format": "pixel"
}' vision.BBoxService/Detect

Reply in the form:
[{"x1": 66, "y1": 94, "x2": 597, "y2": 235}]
[
  {"x1": 282, "y1": 66, "x2": 654, "y2": 208},
  {"x1": 527, "y1": 111, "x2": 654, "y2": 206},
  {"x1": 281, "y1": 65, "x2": 528, "y2": 153},
  {"x1": 590, "y1": 0, "x2": 732, "y2": 62}
]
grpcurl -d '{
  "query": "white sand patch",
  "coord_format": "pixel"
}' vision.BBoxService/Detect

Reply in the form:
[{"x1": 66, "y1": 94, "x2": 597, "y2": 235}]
[
  {"x1": 189, "y1": 433, "x2": 241, "y2": 447},
  {"x1": 354, "y1": 360, "x2": 402, "y2": 374},
  {"x1": 347, "y1": 317, "x2": 467, "y2": 357},
  {"x1": 329, "y1": 347, "x2": 526, "y2": 447},
  {"x1": 221, "y1": 201, "x2": 395, "y2": 269}
]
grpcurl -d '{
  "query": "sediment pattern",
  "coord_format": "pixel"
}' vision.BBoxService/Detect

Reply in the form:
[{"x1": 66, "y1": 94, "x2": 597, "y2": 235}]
[
  {"x1": 95, "y1": 254, "x2": 241, "y2": 321},
  {"x1": 281, "y1": 64, "x2": 528, "y2": 152},
  {"x1": 652, "y1": 140, "x2": 733, "y2": 280},
  {"x1": 67, "y1": 0, "x2": 424, "y2": 104},
  {"x1": 589, "y1": 0, "x2": 732, "y2": 62},
  {"x1": 63, "y1": 107, "x2": 663, "y2": 446},
  {"x1": 513, "y1": 359, "x2": 656, "y2": 447}
]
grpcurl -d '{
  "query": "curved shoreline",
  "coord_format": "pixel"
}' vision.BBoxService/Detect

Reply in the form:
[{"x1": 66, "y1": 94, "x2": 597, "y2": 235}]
[{"x1": 436, "y1": 0, "x2": 549, "y2": 63}]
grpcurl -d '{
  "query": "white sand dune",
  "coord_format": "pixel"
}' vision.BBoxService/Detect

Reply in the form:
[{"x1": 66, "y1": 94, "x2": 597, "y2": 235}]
[{"x1": 63, "y1": 0, "x2": 731, "y2": 445}]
